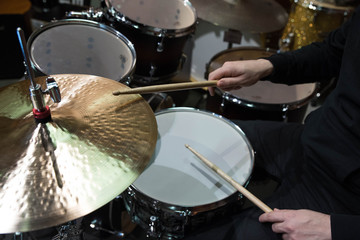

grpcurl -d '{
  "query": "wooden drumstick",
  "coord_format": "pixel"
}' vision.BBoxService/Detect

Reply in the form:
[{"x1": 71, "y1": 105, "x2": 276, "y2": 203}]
[
  {"x1": 113, "y1": 80, "x2": 218, "y2": 95},
  {"x1": 185, "y1": 144, "x2": 273, "y2": 213}
]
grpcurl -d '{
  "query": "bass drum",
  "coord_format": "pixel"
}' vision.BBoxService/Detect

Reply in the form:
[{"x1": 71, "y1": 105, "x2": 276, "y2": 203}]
[
  {"x1": 122, "y1": 107, "x2": 254, "y2": 239},
  {"x1": 28, "y1": 19, "x2": 136, "y2": 83},
  {"x1": 103, "y1": 0, "x2": 197, "y2": 85},
  {"x1": 206, "y1": 47, "x2": 317, "y2": 122}
]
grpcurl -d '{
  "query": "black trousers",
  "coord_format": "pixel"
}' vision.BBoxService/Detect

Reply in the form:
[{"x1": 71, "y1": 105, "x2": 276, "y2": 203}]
[{"x1": 184, "y1": 120, "x2": 336, "y2": 240}]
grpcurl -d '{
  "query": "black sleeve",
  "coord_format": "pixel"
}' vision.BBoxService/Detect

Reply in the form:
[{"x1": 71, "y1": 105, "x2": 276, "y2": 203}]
[
  {"x1": 263, "y1": 8, "x2": 354, "y2": 85},
  {"x1": 331, "y1": 214, "x2": 360, "y2": 240}
]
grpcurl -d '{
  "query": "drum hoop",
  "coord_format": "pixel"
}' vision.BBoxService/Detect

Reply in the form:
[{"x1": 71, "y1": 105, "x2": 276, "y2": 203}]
[
  {"x1": 206, "y1": 47, "x2": 318, "y2": 111},
  {"x1": 205, "y1": 47, "x2": 277, "y2": 79},
  {"x1": 27, "y1": 18, "x2": 137, "y2": 82},
  {"x1": 104, "y1": 0, "x2": 197, "y2": 38},
  {"x1": 222, "y1": 83, "x2": 317, "y2": 112},
  {"x1": 295, "y1": 0, "x2": 354, "y2": 13},
  {"x1": 129, "y1": 107, "x2": 254, "y2": 212}
]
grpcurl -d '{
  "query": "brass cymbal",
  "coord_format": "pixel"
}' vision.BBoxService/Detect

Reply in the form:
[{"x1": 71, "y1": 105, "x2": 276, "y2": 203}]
[
  {"x1": 190, "y1": 0, "x2": 289, "y2": 33},
  {"x1": 0, "y1": 74, "x2": 157, "y2": 234}
]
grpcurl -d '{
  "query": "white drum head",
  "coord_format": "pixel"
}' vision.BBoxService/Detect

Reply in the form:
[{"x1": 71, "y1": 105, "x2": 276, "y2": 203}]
[
  {"x1": 229, "y1": 81, "x2": 316, "y2": 104},
  {"x1": 207, "y1": 47, "x2": 316, "y2": 105},
  {"x1": 133, "y1": 108, "x2": 254, "y2": 207},
  {"x1": 29, "y1": 20, "x2": 136, "y2": 81},
  {"x1": 107, "y1": 0, "x2": 196, "y2": 30}
]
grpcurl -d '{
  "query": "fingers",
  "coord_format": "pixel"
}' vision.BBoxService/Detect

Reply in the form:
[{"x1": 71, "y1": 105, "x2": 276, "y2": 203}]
[
  {"x1": 207, "y1": 78, "x2": 243, "y2": 96},
  {"x1": 208, "y1": 86, "x2": 215, "y2": 96},
  {"x1": 208, "y1": 63, "x2": 233, "y2": 82},
  {"x1": 259, "y1": 208, "x2": 286, "y2": 223}
]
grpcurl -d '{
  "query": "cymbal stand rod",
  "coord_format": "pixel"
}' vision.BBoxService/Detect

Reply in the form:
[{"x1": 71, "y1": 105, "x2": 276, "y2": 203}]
[
  {"x1": 17, "y1": 27, "x2": 53, "y2": 122},
  {"x1": 16, "y1": 28, "x2": 36, "y2": 89}
]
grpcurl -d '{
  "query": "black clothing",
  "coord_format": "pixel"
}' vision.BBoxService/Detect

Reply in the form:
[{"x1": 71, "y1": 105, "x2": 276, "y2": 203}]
[
  {"x1": 267, "y1": 5, "x2": 360, "y2": 238},
  {"x1": 186, "y1": 5, "x2": 360, "y2": 240}
]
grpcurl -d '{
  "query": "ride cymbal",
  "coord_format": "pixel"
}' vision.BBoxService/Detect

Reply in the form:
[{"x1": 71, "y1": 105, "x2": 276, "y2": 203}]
[
  {"x1": 190, "y1": 0, "x2": 289, "y2": 33},
  {"x1": 0, "y1": 74, "x2": 157, "y2": 234}
]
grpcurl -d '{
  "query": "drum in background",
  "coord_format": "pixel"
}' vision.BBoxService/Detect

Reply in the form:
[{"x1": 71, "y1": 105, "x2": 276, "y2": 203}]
[
  {"x1": 206, "y1": 47, "x2": 317, "y2": 122},
  {"x1": 190, "y1": 18, "x2": 262, "y2": 84},
  {"x1": 103, "y1": 0, "x2": 197, "y2": 85},
  {"x1": 122, "y1": 107, "x2": 254, "y2": 239},
  {"x1": 28, "y1": 19, "x2": 136, "y2": 83},
  {"x1": 279, "y1": 0, "x2": 353, "y2": 51}
]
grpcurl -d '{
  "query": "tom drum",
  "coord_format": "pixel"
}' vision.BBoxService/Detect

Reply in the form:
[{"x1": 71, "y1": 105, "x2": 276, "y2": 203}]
[
  {"x1": 28, "y1": 19, "x2": 136, "y2": 83},
  {"x1": 206, "y1": 47, "x2": 317, "y2": 122},
  {"x1": 122, "y1": 107, "x2": 254, "y2": 239},
  {"x1": 103, "y1": 0, "x2": 197, "y2": 84}
]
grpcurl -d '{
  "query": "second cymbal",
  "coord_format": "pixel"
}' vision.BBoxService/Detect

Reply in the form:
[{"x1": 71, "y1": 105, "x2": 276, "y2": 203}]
[{"x1": 190, "y1": 0, "x2": 289, "y2": 33}]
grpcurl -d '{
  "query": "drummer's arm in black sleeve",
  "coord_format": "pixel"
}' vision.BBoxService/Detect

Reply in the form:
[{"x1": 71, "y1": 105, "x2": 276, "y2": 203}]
[
  {"x1": 262, "y1": 9, "x2": 352, "y2": 85},
  {"x1": 331, "y1": 169, "x2": 360, "y2": 240},
  {"x1": 331, "y1": 214, "x2": 360, "y2": 240}
]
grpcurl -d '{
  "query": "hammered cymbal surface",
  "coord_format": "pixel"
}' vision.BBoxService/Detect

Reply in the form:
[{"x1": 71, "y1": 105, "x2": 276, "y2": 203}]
[
  {"x1": 191, "y1": 0, "x2": 288, "y2": 33},
  {"x1": 0, "y1": 74, "x2": 157, "y2": 234}
]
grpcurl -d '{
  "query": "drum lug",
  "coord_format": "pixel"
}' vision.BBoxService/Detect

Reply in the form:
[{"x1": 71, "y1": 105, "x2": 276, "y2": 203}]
[
  {"x1": 147, "y1": 216, "x2": 161, "y2": 239},
  {"x1": 65, "y1": 7, "x2": 104, "y2": 21},
  {"x1": 279, "y1": 32, "x2": 294, "y2": 52},
  {"x1": 179, "y1": 53, "x2": 187, "y2": 72},
  {"x1": 179, "y1": 209, "x2": 191, "y2": 225},
  {"x1": 220, "y1": 92, "x2": 229, "y2": 113},
  {"x1": 149, "y1": 64, "x2": 157, "y2": 77},
  {"x1": 281, "y1": 104, "x2": 290, "y2": 122},
  {"x1": 156, "y1": 30, "x2": 166, "y2": 52},
  {"x1": 124, "y1": 188, "x2": 136, "y2": 220},
  {"x1": 120, "y1": 75, "x2": 132, "y2": 86}
]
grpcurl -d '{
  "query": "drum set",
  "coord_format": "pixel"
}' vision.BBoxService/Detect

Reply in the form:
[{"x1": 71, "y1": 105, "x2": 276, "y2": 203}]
[{"x1": 0, "y1": 0, "x2": 356, "y2": 239}]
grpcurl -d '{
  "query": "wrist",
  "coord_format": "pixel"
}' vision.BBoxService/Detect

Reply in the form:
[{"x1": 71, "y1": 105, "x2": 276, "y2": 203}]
[{"x1": 257, "y1": 59, "x2": 274, "y2": 79}]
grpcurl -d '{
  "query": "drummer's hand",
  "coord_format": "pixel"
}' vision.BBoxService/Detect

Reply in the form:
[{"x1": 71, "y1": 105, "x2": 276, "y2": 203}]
[
  {"x1": 259, "y1": 208, "x2": 331, "y2": 240},
  {"x1": 207, "y1": 59, "x2": 273, "y2": 96}
]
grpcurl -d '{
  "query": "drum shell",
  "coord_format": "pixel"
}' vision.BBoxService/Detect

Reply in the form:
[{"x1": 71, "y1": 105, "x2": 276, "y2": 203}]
[
  {"x1": 205, "y1": 47, "x2": 317, "y2": 122},
  {"x1": 107, "y1": 21, "x2": 191, "y2": 79},
  {"x1": 122, "y1": 185, "x2": 244, "y2": 239}
]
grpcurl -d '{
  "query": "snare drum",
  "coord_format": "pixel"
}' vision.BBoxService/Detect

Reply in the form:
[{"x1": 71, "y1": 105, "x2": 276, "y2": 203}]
[
  {"x1": 28, "y1": 19, "x2": 136, "y2": 83},
  {"x1": 103, "y1": 0, "x2": 197, "y2": 84},
  {"x1": 279, "y1": 0, "x2": 353, "y2": 51},
  {"x1": 206, "y1": 47, "x2": 317, "y2": 122},
  {"x1": 122, "y1": 108, "x2": 254, "y2": 239}
]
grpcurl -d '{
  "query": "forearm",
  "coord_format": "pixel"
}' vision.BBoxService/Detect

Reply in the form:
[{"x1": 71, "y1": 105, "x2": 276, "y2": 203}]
[{"x1": 263, "y1": 19, "x2": 348, "y2": 85}]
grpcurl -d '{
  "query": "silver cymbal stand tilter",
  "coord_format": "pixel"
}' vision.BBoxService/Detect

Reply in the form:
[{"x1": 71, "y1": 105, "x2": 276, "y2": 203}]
[{"x1": 16, "y1": 27, "x2": 61, "y2": 124}]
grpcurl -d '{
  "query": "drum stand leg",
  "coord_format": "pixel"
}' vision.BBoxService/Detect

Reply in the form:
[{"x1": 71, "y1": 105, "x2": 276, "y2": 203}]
[
  {"x1": 52, "y1": 221, "x2": 84, "y2": 240},
  {"x1": 12, "y1": 232, "x2": 23, "y2": 240},
  {"x1": 87, "y1": 220, "x2": 125, "y2": 239}
]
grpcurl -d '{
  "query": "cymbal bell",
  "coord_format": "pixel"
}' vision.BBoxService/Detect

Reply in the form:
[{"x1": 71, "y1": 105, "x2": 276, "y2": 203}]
[
  {"x1": 0, "y1": 74, "x2": 157, "y2": 234},
  {"x1": 190, "y1": 0, "x2": 289, "y2": 33}
]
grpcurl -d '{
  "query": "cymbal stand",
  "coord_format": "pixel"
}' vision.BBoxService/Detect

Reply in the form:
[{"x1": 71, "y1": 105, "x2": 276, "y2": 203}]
[
  {"x1": 16, "y1": 28, "x2": 61, "y2": 123},
  {"x1": 88, "y1": 219, "x2": 125, "y2": 238}
]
